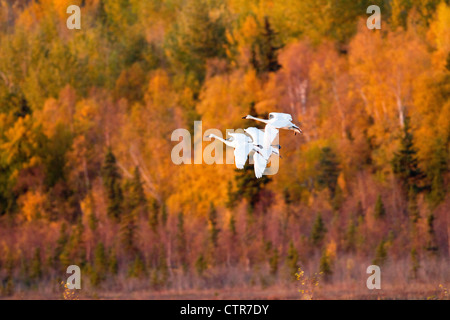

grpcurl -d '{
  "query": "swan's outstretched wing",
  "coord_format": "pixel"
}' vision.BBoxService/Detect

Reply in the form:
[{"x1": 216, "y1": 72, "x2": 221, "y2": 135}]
[
  {"x1": 263, "y1": 124, "x2": 279, "y2": 149},
  {"x1": 244, "y1": 127, "x2": 264, "y2": 145},
  {"x1": 234, "y1": 143, "x2": 252, "y2": 169},
  {"x1": 253, "y1": 151, "x2": 268, "y2": 178},
  {"x1": 269, "y1": 112, "x2": 292, "y2": 121},
  {"x1": 230, "y1": 133, "x2": 252, "y2": 169}
]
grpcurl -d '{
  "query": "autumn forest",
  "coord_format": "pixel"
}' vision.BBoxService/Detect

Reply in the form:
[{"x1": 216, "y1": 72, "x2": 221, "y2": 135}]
[{"x1": 0, "y1": 0, "x2": 449, "y2": 299}]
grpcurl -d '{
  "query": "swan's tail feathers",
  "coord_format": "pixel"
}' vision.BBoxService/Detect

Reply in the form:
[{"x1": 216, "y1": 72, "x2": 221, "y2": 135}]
[
  {"x1": 235, "y1": 163, "x2": 245, "y2": 169},
  {"x1": 253, "y1": 152, "x2": 267, "y2": 179}
]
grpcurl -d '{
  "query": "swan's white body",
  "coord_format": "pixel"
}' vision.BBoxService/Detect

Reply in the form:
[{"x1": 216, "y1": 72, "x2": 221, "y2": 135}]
[
  {"x1": 242, "y1": 112, "x2": 302, "y2": 135},
  {"x1": 227, "y1": 133, "x2": 254, "y2": 169},
  {"x1": 206, "y1": 133, "x2": 255, "y2": 169},
  {"x1": 206, "y1": 132, "x2": 275, "y2": 178},
  {"x1": 244, "y1": 126, "x2": 280, "y2": 160}
]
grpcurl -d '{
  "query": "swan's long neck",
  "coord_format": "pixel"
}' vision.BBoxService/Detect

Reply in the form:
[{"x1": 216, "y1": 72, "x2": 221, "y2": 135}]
[
  {"x1": 210, "y1": 134, "x2": 233, "y2": 147},
  {"x1": 248, "y1": 115, "x2": 269, "y2": 124}
]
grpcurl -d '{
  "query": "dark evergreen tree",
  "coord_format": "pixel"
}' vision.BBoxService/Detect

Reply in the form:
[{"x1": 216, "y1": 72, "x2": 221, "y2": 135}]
[
  {"x1": 311, "y1": 213, "x2": 327, "y2": 247},
  {"x1": 252, "y1": 17, "x2": 283, "y2": 73},
  {"x1": 54, "y1": 222, "x2": 69, "y2": 269},
  {"x1": 269, "y1": 247, "x2": 279, "y2": 275},
  {"x1": 160, "y1": 201, "x2": 168, "y2": 226},
  {"x1": 410, "y1": 247, "x2": 420, "y2": 279},
  {"x1": 59, "y1": 217, "x2": 86, "y2": 268},
  {"x1": 408, "y1": 188, "x2": 419, "y2": 224},
  {"x1": 286, "y1": 240, "x2": 299, "y2": 276},
  {"x1": 128, "y1": 255, "x2": 146, "y2": 278},
  {"x1": 208, "y1": 202, "x2": 220, "y2": 248},
  {"x1": 228, "y1": 213, "x2": 237, "y2": 237},
  {"x1": 94, "y1": 242, "x2": 107, "y2": 275},
  {"x1": 195, "y1": 253, "x2": 207, "y2": 276},
  {"x1": 317, "y1": 147, "x2": 340, "y2": 198},
  {"x1": 319, "y1": 248, "x2": 332, "y2": 280},
  {"x1": 109, "y1": 247, "x2": 118, "y2": 275},
  {"x1": 165, "y1": 0, "x2": 227, "y2": 86},
  {"x1": 124, "y1": 166, "x2": 147, "y2": 216},
  {"x1": 392, "y1": 117, "x2": 425, "y2": 194},
  {"x1": 120, "y1": 210, "x2": 137, "y2": 255},
  {"x1": 225, "y1": 180, "x2": 237, "y2": 210},
  {"x1": 91, "y1": 242, "x2": 107, "y2": 286},
  {"x1": 148, "y1": 197, "x2": 160, "y2": 233},
  {"x1": 425, "y1": 212, "x2": 439, "y2": 253},
  {"x1": 373, "y1": 239, "x2": 388, "y2": 266},
  {"x1": 101, "y1": 148, "x2": 123, "y2": 221},
  {"x1": 427, "y1": 137, "x2": 447, "y2": 208},
  {"x1": 374, "y1": 194, "x2": 386, "y2": 219}
]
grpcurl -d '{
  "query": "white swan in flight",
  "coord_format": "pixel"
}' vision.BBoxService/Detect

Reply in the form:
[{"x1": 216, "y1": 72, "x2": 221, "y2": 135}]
[
  {"x1": 205, "y1": 132, "x2": 273, "y2": 178},
  {"x1": 242, "y1": 112, "x2": 302, "y2": 135},
  {"x1": 205, "y1": 133, "x2": 256, "y2": 169},
  {"x1": 244, "y1": 126, "x2": 281, "y2": 161}
]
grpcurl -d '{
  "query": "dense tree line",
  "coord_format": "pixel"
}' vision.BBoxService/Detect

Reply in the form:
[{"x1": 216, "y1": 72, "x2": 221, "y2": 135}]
[{"x1": 0, "y1": 0, "x2": 448, "y2": 297}]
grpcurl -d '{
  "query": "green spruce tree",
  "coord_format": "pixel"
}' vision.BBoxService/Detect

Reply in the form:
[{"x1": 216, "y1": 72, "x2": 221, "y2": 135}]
[
  {"x1": 374, "y1": 194, "x2": 386, "y2": 219},
  {"x1": 392, "y1": 117, "x2": 425, "y2": 194},
  {"x1": 101, "y1": 148, "x2": 123, "y2": 221},
  {"x1": 311, "y1": 213, "x2": 327, "y2": 247}
]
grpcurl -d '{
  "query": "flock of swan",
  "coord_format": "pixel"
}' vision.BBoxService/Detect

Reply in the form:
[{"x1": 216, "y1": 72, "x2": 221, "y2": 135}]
[{"x1": 206, "y1": 112, "x2": 302, "y2": 178}]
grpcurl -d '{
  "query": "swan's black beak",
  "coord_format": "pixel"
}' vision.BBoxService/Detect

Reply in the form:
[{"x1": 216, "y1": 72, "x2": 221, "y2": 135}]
[
  {"x1": 293, "y1": 126, "x2": 302, "y2": 135},
  {"x1": 242, "y1": 116, "x2": 246, "y2": 119},
  {"x1": 271, "y1": 144, "x2": 281, "y2": 149}
]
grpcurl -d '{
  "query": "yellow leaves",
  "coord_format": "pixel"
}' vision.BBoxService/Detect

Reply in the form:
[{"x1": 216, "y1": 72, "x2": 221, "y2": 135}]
[
  {"x1": 436, "y1": 101, "x2": 450, "y2": 139},
  {"x1": 36, "y1": 94, "x2": 73, "y2": 138},
  {"x1": 166, "y1": 162, "x2": 231, "y2": 217},
  {"x1": 80, "y1": 194, "x2": 94, "y2": 219},
  {"x1": 1, "y1": 115, "x2": 42, "y2": 168},
  {"x1": 73, "y1": 99, "x2": 100, "y2": 135},
  {"x1": 337, "y1": 173, "x2": 347, "y2": 194},
  {"x1": 197, "y1": 70, "x2": 254, "y2": 130},
  {"x1": 434, "y1": 2, "x2": 450, "y2": 52},
  {"x1": 241, "y1": 15, "x2": 259, "y2": 40},
  {"x1": 325, "y1": 240, "x2": 337, "y2": 261},
  {"x1": 52, "y1": 0, "x2": 82, "y2": 20},
  {"x1": 20, "y1": 190, "x2": 47, "y2": 222},
  {"x1": 254, "y1": 99, "x2": 277, "y2": 114},
  {"x1": 115, "y1": 63, "x2": 145, "y2": 102},
  {"x1": 438, "y1": 284, "x2": 449, "y2": 299},
  {"x1": 145, "y1": 69, "x2": 173, "y2": 108},
  {"x1": 242, "y1": 68, "x2": 261, "y2": 97},
  {"x1": 295, "y1": 267, "x2": 322, "y2": 300},
  {"x1": 428, "y1": 2, "x2": 450, "y2": 70},
  {"x1": 349, "y1": 24, "x2": 432, "y2": 171},
  {"x1": 61, "y1": 280, "x2": 79, "y2": 300},
  {"x1": 16, "y1": 1, "x2": 43, "y2": 31}
]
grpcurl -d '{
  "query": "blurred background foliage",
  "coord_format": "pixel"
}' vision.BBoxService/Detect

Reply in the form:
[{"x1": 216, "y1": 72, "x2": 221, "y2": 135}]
[{"x1": 0, "y1": 0, "x2": 448, "y2": 298}]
